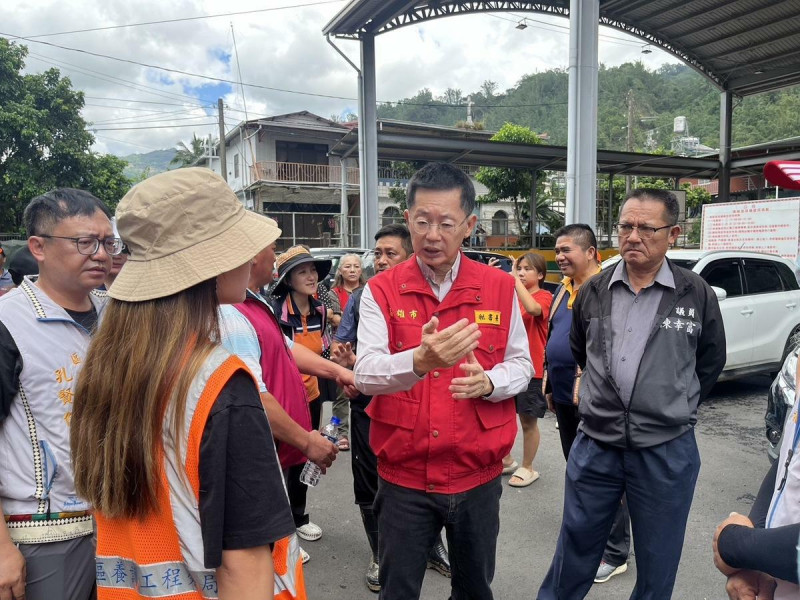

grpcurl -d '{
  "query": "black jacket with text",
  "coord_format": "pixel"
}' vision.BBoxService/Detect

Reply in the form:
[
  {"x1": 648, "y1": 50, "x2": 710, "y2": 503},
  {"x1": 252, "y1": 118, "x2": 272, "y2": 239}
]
[{"x1": 570, "y1": 259, "x2": 726, "y2": 449}]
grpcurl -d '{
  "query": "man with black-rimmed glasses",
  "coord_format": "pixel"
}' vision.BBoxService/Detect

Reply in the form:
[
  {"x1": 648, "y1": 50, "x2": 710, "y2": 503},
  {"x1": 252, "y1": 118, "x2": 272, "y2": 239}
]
[
  {"x1": 0, "y1": 188, "x2": 117, "y2": 600},
  {"x1": 538, "y1": 188, "x2": 726, "y2": 600}
]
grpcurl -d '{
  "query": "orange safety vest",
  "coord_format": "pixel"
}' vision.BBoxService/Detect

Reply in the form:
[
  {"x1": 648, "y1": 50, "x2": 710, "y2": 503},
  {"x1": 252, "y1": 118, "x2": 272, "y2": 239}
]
[{"x1": 94, "y1": 347, "x2": 306, "y2": 599}]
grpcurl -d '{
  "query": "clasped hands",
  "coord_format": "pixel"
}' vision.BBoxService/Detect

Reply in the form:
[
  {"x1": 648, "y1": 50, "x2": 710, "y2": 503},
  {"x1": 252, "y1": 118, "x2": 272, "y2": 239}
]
[
  {"x1": 713, "y1": 512, "x2": 777, "y2": 600},
  {"x1": 412, "y1": 316, "x2": 493, "y2": 399}
]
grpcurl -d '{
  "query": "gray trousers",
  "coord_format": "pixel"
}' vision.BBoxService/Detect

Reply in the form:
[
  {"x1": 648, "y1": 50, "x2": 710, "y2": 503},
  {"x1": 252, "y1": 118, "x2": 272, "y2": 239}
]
[{"x1": 19, "y1": 535, "x2": 95, "y2": 600}]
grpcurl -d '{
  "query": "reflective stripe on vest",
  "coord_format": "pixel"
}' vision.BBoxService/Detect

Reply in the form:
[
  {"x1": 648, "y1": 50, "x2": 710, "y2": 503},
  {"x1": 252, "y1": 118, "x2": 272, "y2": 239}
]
[{"x1": 96, "y1": 347, "x2": 305, "y2": 600}]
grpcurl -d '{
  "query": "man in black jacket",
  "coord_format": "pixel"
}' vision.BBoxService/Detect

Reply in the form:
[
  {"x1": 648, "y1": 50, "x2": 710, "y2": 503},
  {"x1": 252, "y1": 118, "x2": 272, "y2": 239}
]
[{"x1": 537, "y1": 189, "x2": 726, "y2": 600}]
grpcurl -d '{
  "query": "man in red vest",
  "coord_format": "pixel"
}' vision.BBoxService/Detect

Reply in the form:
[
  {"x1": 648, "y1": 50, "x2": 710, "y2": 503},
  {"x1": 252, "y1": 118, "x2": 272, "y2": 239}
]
[{"x1": 354, "y1": 162, "x2": 532, "y2": 600}]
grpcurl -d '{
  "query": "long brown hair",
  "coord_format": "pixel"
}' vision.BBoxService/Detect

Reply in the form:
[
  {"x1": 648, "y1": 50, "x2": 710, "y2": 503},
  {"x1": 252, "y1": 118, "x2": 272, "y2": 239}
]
[{"x1": 71, "y1": 278, "x2": 219, "y2": 519}]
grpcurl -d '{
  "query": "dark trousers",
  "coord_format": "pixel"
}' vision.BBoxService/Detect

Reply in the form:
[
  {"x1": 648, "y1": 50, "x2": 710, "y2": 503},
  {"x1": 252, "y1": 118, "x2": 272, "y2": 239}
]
[
  {"x1": 285, "y1": 397, "x2": 322, "y2": 528},
  {"x1": 20, "y1": 536, "x2": 95, "y2": 600},
  {"x1": 351, "y1": 395, "x2": 378, "y2": 507},
  {"x1": 554, "y1": 402, "x2": 580, "y2": 460},
  {"x1": 555, "y1": 401, "x2": 630, "y2": 567},
  {"x1": 537, "y1": 429, "x2": 701, "y2": 600},
  {"x1": 374, "y1": 477, "x2": 502, "y2": 600}
]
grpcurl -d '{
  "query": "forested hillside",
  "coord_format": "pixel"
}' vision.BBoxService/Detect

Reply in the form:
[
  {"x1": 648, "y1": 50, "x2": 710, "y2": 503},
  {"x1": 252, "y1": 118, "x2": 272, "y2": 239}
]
[{"x1": 377, "y1": 62, "x2": 800, "y2": 152}]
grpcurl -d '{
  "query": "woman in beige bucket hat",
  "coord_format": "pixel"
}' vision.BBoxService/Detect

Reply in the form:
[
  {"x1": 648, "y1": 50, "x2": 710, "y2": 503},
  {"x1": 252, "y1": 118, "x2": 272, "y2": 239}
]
[{"x1": 71, "y1": 168, "x2": 306, "y2": 599}]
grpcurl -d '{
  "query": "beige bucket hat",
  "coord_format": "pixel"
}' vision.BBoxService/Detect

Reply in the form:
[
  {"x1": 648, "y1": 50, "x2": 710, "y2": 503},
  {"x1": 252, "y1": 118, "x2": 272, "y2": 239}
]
[{"x1": 109, "y1": 167, "x2": 281, "y2": 301}]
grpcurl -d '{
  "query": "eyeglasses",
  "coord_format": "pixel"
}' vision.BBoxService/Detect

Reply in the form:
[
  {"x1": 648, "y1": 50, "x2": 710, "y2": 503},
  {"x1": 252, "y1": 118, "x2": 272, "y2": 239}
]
[
  {"x1": 38, "y1": 235, "x2": 124, "y2": 256},
  {"x1": 615, "y1": 223, "x2": 673, "y2": 239},
  {"x1": 410, "y1": 217, "x2": 468, "y2": 236}
]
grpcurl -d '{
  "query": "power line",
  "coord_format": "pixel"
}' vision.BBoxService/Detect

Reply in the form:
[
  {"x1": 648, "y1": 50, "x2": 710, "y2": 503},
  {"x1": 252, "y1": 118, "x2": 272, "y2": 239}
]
[
  {"x1": 89, "y1": 123, "x2": 219, "y2": 131},
  {"x1": 84, "y1": 102, "x2": 194, "y2": 112},
  {"x1": 12, "y1": 33, "x2": 567, "y2": 109},
  {"x1": 91, "y1": 114, "x2": 217, "y2": 126},
  {"x1": 25, "y1": 51, "x2": 210, "y2": 105},
  {"x1": 93, "y1": 134, "x2": 162, "y2": 151},
  {"x1": 492, "y1": 13, "x2": 644, "y2": 48},
  {"x1": 23, "y1": 0, "x2": 345, "y2": 38},
  {"x1": 85, "y1": 96, "x2": 206, "y2": 107}
]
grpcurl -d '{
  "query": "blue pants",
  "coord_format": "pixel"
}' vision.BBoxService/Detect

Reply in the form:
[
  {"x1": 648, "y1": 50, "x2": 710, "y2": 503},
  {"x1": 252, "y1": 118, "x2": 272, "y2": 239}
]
[
  {"x1": 374, "y1": 476, "x2": 502, "y2": 600},
  {"x1": 537, "y1": 429, "x2": 700, "y2": 600}
]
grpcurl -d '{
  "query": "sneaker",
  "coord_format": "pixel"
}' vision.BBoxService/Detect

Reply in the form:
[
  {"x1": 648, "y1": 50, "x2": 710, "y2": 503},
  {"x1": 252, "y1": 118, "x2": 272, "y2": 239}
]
[
  {"x1": 594, "y1": 561, "x2": 627, "y2": 583},
  {"x1": 300, "y1": 547, "x2": 310, "y2": 564},
  {"x1": 365, "y1": 559, "x2": 380, "y2": 593},
  {"x1": 296, "y1": 522, "x2": 323, "y2": 541}
]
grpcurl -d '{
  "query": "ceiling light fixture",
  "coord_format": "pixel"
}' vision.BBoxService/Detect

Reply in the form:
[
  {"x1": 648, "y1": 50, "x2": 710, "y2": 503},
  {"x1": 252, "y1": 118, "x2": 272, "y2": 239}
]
[
  {"x1": 641, "y1": 44, "x2": 652, "y2": 54},
  {"x1": 516, "y1": 19, "x2": 528, "y2": 30}
]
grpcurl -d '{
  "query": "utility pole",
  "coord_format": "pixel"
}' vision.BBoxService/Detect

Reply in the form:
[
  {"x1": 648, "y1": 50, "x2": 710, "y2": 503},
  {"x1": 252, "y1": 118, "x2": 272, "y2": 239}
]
[
  {"x1": 626, "y1": 89, "x2": 635, "y2": 194},
  {"x1": 218, "y1": 98, "x2": 227, "y2": 182}
]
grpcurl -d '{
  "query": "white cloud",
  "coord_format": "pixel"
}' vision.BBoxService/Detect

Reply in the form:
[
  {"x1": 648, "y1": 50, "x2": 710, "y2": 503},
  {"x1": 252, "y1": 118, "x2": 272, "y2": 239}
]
[{"x1": 1, "y1": 0, "x2": 680, "y2": 156}]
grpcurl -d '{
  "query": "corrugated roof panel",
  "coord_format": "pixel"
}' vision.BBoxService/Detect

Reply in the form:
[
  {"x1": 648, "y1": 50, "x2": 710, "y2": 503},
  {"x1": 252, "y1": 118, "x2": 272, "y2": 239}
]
[{"x1": 323, "y1": 0, "x2": 800, "y2": 94}]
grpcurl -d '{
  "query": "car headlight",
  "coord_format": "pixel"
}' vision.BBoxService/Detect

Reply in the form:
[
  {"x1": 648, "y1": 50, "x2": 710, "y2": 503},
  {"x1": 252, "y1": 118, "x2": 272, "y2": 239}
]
[{"x1": 778, "y1": 351, "x2": 798, "y2": 407}]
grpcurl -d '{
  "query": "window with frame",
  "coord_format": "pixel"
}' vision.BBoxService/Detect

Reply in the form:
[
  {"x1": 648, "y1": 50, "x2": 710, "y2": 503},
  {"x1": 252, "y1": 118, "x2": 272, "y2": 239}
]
[
  {"x1": 491, "y1": 210, "x2": 508, "y2": 236},
  {"x1": 743, "y1": 259, "x2": 784, "y2": 295},
  {"x1": 702, "y1": 260, "x2": 743, "y2": 297},
  {"x1": 775, "y1": 262, "x2": 800, "y2": 291},
  {"x1": 234, "y1": 154, "x2": 240, "y2": 179}
]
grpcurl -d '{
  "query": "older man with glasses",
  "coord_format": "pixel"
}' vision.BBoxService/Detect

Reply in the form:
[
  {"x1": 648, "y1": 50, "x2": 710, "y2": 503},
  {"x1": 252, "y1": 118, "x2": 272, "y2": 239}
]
[
  {"x1": 537, "y1": 188, "x2": 727, "y2": 600},
  {"x1": 0, "y1": 188, "x2": 117, "y2": 600},
  {"x1": 354, "y1": 162, "x2": 532, "y2": 600}
]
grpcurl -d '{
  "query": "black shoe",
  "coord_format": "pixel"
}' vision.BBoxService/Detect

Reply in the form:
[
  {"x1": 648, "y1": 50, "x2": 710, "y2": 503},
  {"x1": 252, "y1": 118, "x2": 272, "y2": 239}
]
[{"x1": 426, "y1": 539, "x2": 451, "y2": 578}]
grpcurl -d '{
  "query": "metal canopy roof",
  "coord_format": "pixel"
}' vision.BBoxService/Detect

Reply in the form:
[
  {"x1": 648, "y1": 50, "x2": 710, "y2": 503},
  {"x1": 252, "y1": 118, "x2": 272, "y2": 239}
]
[
  {"x1": 329, "y1": 119, "x2": 723, "y2": 178},
  {"x1": 323, "y1": 0, "x2": 800, "y2": 96}
]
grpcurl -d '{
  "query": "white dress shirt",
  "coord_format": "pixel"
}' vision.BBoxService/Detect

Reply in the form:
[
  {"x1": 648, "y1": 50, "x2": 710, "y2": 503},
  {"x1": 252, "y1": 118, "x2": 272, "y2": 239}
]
[{"x1": 354, "y1": 254, "x2": 532, "y2": 400}]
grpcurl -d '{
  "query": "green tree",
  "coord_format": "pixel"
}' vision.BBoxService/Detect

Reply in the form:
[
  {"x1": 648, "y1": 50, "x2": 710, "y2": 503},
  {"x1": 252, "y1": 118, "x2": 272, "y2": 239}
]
[
  {"x1": 475, "y1": 123, "x2": 558, "y2": 246},
  {"x1": 170, "y1": 133, "x2": 208, "y2": 167},
  {"x1": 0, "y1": 39, "x2": 131, "y2": 232},
  {"x1": 442, "y1": 88, "x2": 463, "y2": 105},
  {"x1": 682, "y1": 182, "x2": 712, "y2": 213}
]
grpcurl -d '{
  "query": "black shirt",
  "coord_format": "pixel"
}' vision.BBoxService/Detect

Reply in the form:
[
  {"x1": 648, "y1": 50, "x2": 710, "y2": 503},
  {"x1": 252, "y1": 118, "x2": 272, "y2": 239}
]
[
  {"x1": 198, "y1": 371, "x2": 295, "y2": 568},
  {"x1": 718, "y1": 458, "x2": 799, "y2": 583}
]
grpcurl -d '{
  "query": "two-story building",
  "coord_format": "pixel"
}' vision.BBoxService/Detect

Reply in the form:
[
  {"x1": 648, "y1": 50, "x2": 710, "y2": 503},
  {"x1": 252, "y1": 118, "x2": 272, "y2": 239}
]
[{"x1": 196, "y1": 111, "x2": 526, "y2": 249}]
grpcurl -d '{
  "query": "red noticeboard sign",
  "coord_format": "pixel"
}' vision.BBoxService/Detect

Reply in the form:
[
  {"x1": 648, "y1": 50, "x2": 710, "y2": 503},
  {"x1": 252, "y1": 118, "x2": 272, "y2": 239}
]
[{"x1": 764, "y1": 161, "x2": 800, "y2": 190}]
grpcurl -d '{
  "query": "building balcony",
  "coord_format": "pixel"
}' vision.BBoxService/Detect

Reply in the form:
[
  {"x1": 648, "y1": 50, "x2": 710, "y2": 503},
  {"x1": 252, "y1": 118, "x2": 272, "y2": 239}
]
[{"x1": 251, "y1": 161, "x2": 359, "y2": 186}]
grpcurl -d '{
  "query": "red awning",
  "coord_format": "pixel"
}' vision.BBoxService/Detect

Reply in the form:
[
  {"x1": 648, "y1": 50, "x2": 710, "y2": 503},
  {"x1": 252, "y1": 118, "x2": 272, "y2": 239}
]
[{"x1": 764, "y1": 161, "x2": 800, "y2": 190}]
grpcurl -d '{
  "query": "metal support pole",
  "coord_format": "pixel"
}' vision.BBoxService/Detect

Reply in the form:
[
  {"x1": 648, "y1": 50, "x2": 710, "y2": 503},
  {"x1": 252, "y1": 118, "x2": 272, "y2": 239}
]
[
  {"x1": 565, "y1": 0, "x2": 599, "y2": 229},
  {"x1": 360, "y1": 34, "x2": 380, "y2": 247},
  {"x1": 530, "y1": 170, "x2": 538, "y2": 249},
  {"x1": 327, "y1": 35, "x2": 360, "y2": 247},
  {"x1": 218, "y1": 99, "x2": 227, "y2": 182},
  {"x1": 607, "y1": 172, "x2": 614, "y2": 247},
  {"x1": 339, "y1": 158, "x2": 349, "y2": 247},
  {"x1": 719, "y1": 90, "x2": 733, "y2": 203}
]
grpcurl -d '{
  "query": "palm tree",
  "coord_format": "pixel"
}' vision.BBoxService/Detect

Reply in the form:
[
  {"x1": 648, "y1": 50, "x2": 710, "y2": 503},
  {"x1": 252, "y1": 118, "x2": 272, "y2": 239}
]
[{"x1": 170, "y1": 134, "x2": 209, "y2": 167}]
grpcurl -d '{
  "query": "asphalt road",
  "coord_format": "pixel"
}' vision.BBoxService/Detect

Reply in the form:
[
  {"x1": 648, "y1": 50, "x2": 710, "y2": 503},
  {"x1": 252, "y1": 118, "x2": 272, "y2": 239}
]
[{"x1": 300, "y1": 375, "x2": 774, "y2": 600}]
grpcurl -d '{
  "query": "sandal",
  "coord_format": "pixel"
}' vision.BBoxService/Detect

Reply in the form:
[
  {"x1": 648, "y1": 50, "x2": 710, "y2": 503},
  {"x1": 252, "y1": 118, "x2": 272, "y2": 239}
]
[
  {"x1": 508, "y1": 467, "x2": 540, "y2": 488},
  {"x1": 336, "y1": 437, "x2": 350, "y2": 451},
  {"x1": 501, "y1": 459, "x2": 519, "y2": 475}
]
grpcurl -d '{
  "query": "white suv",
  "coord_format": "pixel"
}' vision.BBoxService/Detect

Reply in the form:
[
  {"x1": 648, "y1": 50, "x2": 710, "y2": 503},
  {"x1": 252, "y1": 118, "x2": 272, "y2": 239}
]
[{"x1": 602, "y1": 250, "x2": 800, "y2": 380}]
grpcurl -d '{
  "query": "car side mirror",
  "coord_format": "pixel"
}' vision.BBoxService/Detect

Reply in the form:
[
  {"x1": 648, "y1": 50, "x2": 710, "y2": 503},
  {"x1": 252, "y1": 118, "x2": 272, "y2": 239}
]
[{"x1": 711, "y1": 286, "x2": 727, "y2": 302}]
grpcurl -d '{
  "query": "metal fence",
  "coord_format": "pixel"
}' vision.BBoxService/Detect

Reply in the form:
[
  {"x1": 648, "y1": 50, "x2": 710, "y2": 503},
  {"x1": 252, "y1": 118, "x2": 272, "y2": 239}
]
[{"x1": 264, "y1": 210, "x2": 700, "y2": 252}]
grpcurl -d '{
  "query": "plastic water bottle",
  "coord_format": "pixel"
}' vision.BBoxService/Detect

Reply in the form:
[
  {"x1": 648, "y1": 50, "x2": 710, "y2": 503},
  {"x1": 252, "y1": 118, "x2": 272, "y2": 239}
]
[{"x1": 300, "y1": 416, "x2": 340, "y2": 487}]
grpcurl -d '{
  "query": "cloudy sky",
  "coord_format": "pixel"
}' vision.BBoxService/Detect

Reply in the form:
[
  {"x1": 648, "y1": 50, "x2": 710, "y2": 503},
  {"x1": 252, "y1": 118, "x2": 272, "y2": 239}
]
[{"x1": 2, "y1": 0, "x2": 681, "y2": 157}]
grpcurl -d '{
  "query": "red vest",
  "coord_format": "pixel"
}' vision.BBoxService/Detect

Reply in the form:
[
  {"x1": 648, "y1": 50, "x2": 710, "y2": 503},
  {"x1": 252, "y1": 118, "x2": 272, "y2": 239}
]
[
  {"x1": 235, "y1": 294, "x2": 311, "y2": 469},
  {"x1": 366, "y1": 255, "x2": 517, "y2": 494}
]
